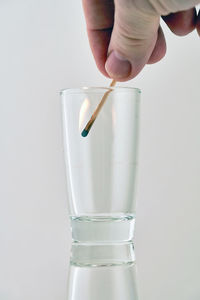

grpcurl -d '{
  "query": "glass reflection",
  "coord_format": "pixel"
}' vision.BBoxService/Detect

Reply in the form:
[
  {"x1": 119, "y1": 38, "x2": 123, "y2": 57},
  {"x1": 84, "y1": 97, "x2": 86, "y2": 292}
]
[{"x1": 66, "y1": 260, "x2": 138, "y2": 300}]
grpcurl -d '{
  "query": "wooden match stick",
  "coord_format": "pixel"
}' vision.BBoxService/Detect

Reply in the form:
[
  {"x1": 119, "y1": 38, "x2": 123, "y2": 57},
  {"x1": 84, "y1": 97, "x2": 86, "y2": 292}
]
[{"x1": 81, "y1": 79, "x2": 116, "y2": 137}]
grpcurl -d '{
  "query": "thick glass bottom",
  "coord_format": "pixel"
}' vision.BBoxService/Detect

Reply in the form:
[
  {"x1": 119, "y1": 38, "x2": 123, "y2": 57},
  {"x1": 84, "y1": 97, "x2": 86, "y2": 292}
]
[{"x1": 70, "y1": 214, "x2": 135, "y2": 244}]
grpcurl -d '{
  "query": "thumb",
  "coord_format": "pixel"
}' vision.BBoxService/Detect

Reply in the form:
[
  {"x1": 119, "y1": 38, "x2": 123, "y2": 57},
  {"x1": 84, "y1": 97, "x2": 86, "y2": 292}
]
[{"x1": 105, "y1": 1, "x2": 160, "y2": 81}]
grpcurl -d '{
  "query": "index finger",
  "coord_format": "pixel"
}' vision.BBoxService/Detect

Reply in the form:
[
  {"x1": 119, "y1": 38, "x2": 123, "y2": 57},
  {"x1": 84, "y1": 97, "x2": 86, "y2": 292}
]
[{"x1": 82, "y1": 0, "x2": 114, "y2": 77}]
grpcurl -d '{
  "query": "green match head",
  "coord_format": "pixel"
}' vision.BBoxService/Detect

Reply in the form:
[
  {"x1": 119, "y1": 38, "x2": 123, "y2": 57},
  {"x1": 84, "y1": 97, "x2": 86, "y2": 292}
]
[{"x1": 81, "y1": 129, "x2": 89, "y2": 137}]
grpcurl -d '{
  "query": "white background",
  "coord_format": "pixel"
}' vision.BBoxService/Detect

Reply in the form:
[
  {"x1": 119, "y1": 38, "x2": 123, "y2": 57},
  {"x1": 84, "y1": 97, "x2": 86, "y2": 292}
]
[{"x1": 0, "y1": 1, "x2": 200, "y2": 299}]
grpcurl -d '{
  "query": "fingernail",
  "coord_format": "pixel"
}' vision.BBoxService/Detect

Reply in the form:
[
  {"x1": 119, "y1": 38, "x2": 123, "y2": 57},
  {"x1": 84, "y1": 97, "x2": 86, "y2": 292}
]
[{"x1": 105, "y1": 51, "x2": 131, "y2": 79}]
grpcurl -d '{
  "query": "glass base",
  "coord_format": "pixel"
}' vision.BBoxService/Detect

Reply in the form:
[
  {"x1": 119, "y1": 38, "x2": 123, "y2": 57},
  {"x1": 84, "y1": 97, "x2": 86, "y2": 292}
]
[
  {"x1": 71, "y1": 242, "x2": 135, "y2": 267},
  {"x1": 70, "y1": 214, "x2": 135, "y2": 243}
]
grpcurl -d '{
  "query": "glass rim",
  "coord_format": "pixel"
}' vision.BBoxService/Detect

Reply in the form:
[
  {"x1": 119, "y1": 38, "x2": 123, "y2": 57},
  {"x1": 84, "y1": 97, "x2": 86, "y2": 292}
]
[{"x1": 60, "y1": 86, "x2": 141, "y2": 95}]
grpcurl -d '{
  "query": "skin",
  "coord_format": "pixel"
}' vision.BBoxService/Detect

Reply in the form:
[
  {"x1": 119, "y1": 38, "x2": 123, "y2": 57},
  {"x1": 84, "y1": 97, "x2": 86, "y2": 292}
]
[
  {"x1": 82, "y1": 0, "x2": 200, "y2": 81},
  {"x1": 197, "y1": 10, "x2": 200, "y2": 35}
]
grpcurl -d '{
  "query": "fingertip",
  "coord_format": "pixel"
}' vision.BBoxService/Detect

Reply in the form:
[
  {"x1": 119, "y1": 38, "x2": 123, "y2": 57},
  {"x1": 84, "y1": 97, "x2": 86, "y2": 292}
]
[
  {"x1": 163, "y1": 8, "x2": 197, "y2": 36},
  {"x1": 148, "y1": 26, "x2": 167, "y2": 64}
]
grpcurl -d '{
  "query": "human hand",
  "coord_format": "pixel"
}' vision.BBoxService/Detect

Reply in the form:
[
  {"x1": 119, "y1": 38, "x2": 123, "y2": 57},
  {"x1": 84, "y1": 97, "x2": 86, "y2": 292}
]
[{"x1": 82, "y1": 0, "x2": 200, "y2": 81}]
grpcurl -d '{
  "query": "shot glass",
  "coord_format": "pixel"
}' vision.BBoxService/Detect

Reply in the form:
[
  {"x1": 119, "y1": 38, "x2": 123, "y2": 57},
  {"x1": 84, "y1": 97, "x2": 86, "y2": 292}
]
[{"x1": 61, "y1": 86, "x2": 140, "y2": 266}]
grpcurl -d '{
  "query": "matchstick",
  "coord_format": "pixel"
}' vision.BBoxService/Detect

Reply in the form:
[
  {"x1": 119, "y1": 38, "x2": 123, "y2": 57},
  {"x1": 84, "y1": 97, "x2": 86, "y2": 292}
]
[{"x1": 81, "y1": 80, "x2": 116, "y2": 137}]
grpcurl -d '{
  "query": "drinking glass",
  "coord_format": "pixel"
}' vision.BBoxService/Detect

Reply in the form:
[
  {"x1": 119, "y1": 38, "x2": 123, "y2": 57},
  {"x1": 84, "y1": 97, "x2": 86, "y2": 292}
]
[{"x1": 61, "y1": 86, "x2": 140, "y2": 266}]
